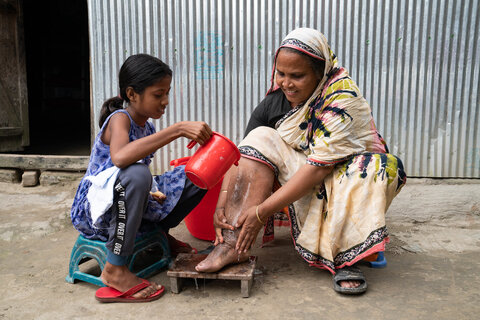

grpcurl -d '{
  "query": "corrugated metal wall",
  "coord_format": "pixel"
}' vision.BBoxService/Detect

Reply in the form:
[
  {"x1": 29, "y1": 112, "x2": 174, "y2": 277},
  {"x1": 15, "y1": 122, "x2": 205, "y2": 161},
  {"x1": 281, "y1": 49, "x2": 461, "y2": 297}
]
[{"x1": 87, "y1": 0, "x2": 480, "y2": 178}]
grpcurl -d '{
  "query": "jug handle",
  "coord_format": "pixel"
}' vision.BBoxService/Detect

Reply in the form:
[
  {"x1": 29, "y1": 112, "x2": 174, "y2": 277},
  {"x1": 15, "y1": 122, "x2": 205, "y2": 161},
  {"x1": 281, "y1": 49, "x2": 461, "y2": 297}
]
[
  {"x1": 170, "y1": 156, "x2": 191, "y2": 167},
  {"x1": 187, "y1": 132, "x2": 218, "y2": 149}
]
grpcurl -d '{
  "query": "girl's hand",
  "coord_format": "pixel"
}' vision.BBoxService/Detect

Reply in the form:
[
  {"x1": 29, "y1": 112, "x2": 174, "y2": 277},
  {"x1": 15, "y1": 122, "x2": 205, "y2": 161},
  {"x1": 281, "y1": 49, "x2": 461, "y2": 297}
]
[
  {"x1": 177, "y1": 121, "x2": 213, "y2": 145},
  {"x1": 213, "y1": 207, "x2": 234, "y2": 246},
  {"x1": 150, "y1": 190, "x2": 167, "y2": 203},
  {"x1": 235, "y1": 206, "x2": 265, "y2": 253}
]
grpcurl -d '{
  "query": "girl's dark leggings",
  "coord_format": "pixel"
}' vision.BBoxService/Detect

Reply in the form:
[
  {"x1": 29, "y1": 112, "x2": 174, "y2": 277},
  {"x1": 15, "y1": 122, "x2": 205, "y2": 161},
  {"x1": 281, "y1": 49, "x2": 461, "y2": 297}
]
[{"x1": 105, "y1": 163, "x2": 207, "y2": 265}]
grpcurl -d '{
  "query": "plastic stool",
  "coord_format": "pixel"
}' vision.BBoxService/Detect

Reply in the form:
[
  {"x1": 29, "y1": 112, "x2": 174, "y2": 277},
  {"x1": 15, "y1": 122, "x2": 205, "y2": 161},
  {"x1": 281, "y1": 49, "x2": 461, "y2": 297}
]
[
  {"x1": 366, "y1": 251, "x2": 387, "y2": 268},
  {"x1": 65, "y1": 231, "x2": 171, "y2": 287}
]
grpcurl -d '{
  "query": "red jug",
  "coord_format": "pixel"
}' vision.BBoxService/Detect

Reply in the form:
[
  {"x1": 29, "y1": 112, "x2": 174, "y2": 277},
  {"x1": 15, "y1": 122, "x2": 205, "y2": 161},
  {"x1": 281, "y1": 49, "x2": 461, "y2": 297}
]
[
  {"x1": 170, "y1": 156, "x2": 218, "y2": 241},
  {"x1": 185, "y1": 132, "x2": 240, "y2": 189}
]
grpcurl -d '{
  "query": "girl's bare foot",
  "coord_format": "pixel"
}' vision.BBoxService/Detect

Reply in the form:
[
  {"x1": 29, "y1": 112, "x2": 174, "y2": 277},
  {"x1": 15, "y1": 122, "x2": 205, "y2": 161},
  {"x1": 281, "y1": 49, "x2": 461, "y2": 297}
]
[{"x1": 100, "y1": 262, "x2": 161, "y2": 298}]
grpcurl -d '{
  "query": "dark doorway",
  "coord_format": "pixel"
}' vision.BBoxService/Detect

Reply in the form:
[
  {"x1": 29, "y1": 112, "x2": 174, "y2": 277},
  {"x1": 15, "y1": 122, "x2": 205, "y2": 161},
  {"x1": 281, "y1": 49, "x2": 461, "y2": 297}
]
[{"x1": 22, "y1": 0, "x2": 90, "y2": 155}]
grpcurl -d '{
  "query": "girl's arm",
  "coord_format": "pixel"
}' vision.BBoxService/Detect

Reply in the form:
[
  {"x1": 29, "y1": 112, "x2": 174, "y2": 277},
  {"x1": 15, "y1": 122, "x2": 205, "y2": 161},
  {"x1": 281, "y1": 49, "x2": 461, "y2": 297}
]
[
  {"x1": 105, "y1": 112, "x2": 212, "y2": 168},
  {"x1": 235, "y1": 163, "x2": 334, "y2": 252}
]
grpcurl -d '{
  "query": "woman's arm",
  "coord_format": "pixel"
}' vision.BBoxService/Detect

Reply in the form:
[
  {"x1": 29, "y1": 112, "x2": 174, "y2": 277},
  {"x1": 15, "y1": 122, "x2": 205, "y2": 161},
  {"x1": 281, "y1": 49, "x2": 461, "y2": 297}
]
[
  {"x1": 235, "y1": 163, "x2": 334, "y2": 253},
  {"x1": 258, "y1": 164, "x2": 333, "y2": 218},
  {"x1": 105, "y1": 112, "x2": 212, "y2": 168}
]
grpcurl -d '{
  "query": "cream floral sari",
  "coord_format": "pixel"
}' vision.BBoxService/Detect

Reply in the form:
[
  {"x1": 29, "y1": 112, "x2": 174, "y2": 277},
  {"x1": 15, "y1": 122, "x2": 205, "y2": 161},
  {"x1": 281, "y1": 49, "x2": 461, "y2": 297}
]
[{"x1": 239, "y1": 28, "x2": 406, "y2": 273}]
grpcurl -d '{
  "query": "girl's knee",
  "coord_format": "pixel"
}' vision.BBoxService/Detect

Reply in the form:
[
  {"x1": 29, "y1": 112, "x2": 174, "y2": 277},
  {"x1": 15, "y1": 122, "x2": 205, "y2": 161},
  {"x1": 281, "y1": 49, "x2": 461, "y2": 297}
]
[{"x1": 119, "y1": 163, "x2": 152, "y2": 189}]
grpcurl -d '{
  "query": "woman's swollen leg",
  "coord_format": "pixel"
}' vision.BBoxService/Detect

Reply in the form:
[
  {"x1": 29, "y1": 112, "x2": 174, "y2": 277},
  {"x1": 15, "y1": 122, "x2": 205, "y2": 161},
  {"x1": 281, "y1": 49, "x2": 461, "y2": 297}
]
[{"x1": 196, "y1": 158, "x2": 274, "y2": 272}]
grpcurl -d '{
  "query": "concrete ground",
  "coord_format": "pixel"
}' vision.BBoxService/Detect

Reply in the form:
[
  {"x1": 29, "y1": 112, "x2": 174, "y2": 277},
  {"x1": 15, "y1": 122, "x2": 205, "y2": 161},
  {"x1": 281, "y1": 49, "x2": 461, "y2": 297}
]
[{"x1": 0, "y1": 177, "x2": 479, "y2": 320}]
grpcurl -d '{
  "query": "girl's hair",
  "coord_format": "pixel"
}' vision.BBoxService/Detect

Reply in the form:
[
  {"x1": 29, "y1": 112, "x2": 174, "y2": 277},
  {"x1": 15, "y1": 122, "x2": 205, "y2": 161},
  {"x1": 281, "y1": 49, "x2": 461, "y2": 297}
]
[
  {"x1": 278, "y1": 47, "x2": 325, "y2": 79},
  {"x1": 99, "y1": 54, "x2": 172, "y2": 128}
]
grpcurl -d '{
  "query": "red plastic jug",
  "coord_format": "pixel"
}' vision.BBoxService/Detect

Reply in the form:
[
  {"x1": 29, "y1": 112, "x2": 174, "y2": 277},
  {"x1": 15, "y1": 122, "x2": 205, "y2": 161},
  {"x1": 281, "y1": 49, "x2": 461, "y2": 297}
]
[
  {"x1": 170, "y1": 156, "x2": 218, "y2": 241},
  {"x1": 185, "y1": 132, "x2": 240, "y2": 190}
]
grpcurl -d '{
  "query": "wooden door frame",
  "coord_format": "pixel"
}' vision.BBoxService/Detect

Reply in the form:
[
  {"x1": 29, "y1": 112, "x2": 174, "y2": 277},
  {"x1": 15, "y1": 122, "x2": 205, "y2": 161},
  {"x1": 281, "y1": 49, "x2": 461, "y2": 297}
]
[{"x1": 0, "y1": 0, "x2": 29, "y2": 151}]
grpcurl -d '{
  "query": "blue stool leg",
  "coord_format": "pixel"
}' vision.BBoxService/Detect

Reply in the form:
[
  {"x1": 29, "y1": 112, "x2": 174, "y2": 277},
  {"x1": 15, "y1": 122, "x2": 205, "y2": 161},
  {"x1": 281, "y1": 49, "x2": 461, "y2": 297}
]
[
  {"x1": 368, "y1": 251, "x2": 387, "y2": 268},
  {"x1": 129, "y1": 231, "x2": 171, "y2": 279},
  {"x1": 66, "y1": 235, "x2": 107, "y2": 287},
  {"x1": 65, "y1": 236, "x2": 81, "y2": 284}
]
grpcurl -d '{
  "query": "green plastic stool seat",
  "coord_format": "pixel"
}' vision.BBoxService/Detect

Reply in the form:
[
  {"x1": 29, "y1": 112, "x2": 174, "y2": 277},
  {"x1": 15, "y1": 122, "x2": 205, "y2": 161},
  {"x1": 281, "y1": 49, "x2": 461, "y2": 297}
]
[{"x1": 65, "y1": 230, "x2": 171, "y2": 287}]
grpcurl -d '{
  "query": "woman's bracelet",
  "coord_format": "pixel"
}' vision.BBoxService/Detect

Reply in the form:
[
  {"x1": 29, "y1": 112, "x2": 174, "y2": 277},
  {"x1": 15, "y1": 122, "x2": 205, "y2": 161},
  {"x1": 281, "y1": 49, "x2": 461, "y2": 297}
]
[
  {"x1": 255, "y1": 205, "x2": 265, "y2": 225},
  {"x1": 221, "y1": 190, "x2": 228, "y2": 193}
]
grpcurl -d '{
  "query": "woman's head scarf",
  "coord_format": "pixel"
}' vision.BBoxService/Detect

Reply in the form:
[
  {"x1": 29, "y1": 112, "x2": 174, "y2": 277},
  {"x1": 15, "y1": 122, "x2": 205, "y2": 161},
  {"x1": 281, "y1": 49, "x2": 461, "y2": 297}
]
[
  {"x1": 271, "y1": 28, "x2": 387, "y2": 164},
  {"x1": 269, "y1": 28, "x2": 338, "y2": 109}
]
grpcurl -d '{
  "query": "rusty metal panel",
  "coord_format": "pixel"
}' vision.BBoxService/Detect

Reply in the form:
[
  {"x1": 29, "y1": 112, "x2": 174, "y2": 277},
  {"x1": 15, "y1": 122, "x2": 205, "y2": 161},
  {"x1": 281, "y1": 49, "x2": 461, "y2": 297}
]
[{"x1": 87, "y1": 0, "x2": 479, "y2": 177}]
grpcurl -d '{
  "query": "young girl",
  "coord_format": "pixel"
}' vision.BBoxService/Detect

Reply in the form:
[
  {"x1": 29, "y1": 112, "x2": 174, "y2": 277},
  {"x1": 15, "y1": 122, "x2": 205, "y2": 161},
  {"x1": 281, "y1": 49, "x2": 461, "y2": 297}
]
[{"x1": 70, "y1": 54, "x2": 212, "y2": 302}]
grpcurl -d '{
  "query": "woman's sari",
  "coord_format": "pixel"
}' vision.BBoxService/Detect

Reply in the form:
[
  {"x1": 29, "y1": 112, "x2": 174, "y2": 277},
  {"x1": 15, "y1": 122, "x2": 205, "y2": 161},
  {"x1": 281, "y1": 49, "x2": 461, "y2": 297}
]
[{"x1": 238, "y1": 28, "x2": 406, "y2": 273}]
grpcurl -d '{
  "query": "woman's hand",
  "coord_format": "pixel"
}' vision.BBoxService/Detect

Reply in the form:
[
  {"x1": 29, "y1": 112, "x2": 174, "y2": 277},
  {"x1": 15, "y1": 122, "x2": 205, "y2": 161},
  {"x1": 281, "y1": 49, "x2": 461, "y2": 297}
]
[
  {"x1": 235, "y1": 206, "x2": 265, "y2": 253},
  {"x1": 213, "y1": 207, "x2": 234, "y2": 245},
  {"x1": 177, "y1": 121, "x2": 213, "y2": 145}
]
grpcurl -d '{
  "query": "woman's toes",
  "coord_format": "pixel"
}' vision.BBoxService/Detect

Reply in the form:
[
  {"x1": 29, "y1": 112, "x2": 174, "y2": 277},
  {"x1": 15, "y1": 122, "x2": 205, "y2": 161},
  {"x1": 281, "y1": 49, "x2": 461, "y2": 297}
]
[{"x1": 340, "y1": 280, "x2": 361, "y2": 288}]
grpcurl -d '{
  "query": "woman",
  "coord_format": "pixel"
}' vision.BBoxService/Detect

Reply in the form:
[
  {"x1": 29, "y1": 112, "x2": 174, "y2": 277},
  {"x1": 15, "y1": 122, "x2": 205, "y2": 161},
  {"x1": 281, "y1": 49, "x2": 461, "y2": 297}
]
[{"x1": 196, "y1": 28, "x2": 406, "y2": 295}]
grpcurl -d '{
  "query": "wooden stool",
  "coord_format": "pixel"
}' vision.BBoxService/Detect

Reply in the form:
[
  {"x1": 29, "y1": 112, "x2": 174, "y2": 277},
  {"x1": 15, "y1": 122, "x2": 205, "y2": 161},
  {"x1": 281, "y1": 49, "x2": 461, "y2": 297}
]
[{"x1": 167, "y1": 253, "x2": 257, "y2": 298}]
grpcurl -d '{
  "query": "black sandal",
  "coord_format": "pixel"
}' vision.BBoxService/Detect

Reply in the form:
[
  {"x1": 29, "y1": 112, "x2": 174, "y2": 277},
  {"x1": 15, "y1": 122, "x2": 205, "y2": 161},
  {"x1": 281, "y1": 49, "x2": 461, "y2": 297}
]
[{"x1": 333, "y1": 266, "x2": 368, "y2": 295}]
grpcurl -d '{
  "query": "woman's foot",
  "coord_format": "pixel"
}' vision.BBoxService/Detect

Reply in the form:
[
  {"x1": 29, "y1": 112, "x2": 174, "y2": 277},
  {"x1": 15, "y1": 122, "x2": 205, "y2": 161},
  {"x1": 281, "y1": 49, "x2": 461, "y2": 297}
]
[
  {"x1": 166, "y1": 233, "x2": 197, "y2": 256},
  {"x1": 332, "y1": 266, "x2": 368, "y2": 295},
  {"x1": 340, "y1": 280, "x2": 363, "y2": 288},
  {"x1": 195, "y1": 241, "x2": 250, "y2": 272},
  {"x1": 100, "y1": 262, "x2": 162, "y2": 298}
]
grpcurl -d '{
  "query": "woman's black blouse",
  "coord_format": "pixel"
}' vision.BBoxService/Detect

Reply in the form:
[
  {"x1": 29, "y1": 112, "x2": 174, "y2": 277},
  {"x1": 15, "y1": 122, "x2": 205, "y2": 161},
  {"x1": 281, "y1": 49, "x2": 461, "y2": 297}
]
[{"x1": 244, "y1": 90, "x2": 292, "y2": 137}]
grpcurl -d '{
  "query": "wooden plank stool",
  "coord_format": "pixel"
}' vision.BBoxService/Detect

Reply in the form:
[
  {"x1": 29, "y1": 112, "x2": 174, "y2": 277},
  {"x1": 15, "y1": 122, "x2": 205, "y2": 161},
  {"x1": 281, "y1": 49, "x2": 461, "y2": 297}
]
[{"x1": 167, "y1": 253, "x2": 257, "y2": 298}]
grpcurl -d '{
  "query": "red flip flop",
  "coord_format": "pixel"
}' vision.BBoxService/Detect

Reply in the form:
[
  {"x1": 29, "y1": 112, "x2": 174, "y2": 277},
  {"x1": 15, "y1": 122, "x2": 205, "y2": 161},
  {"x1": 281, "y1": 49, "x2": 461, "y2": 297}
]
[{"x1": 95, "y1": 279, "x2": 164, "y2": 303}]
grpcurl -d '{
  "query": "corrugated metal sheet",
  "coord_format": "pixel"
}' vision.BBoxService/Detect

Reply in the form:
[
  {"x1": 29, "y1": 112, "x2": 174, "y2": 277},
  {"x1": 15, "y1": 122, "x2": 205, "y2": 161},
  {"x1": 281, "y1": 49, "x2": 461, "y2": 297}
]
[{"x1": 87, "y1": 0, "x2": 480, "y2": 177}]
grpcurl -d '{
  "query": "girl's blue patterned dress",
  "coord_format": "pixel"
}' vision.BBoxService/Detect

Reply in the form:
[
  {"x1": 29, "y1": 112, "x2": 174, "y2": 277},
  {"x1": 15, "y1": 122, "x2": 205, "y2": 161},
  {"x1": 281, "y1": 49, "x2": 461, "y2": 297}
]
[{"x1": 70, "y1": 109, "x2": 186, "y2": 241}]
